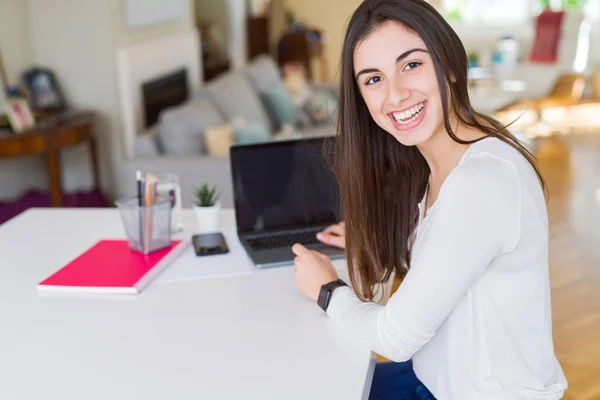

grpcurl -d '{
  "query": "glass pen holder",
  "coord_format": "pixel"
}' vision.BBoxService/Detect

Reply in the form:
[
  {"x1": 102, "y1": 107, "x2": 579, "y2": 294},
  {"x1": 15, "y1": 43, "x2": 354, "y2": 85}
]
[{"x1": 115, "y1": 195, "x2": 172, "y2": 255}]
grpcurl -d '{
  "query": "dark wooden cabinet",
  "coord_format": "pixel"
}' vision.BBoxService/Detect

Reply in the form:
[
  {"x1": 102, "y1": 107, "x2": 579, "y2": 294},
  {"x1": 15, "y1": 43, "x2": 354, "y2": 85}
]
[
  {"x1": 203, "y1": 60, "x2": 230, "y2": 82},
  {"x1": 247, "y1": 16, "x2": 270, "y2": 60},
  {"x1": 276, "y1": 28, "x2": 326, "y2": 81}
]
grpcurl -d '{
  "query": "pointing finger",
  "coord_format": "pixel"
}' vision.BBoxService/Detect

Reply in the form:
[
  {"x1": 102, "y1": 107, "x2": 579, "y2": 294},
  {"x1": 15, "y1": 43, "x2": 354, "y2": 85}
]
[{"x1": 292, "y1": 243, "x2": 309, "y2": 255}]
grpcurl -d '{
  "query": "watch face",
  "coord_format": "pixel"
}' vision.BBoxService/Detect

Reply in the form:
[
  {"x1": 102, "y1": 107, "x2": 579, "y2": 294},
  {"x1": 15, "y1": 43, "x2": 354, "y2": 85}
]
[
  {"x1": 318, "y1": 280, "x2": 347, "y2": 312},
  {"x1": 317, "y1": 285, "x2": 331, "y2": 312}
]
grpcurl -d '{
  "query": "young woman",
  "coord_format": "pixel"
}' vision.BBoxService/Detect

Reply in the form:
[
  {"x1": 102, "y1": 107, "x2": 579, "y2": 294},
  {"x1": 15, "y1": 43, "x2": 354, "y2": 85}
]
[{"x1": 291, "y1": 0, "x2": 568, "y2": 399}]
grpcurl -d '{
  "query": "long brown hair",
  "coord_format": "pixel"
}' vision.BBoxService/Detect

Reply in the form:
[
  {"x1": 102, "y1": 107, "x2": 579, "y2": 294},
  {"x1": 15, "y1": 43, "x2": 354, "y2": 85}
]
[{"x1": 335, "y1": 0, "x2": 546, "y2": 301}]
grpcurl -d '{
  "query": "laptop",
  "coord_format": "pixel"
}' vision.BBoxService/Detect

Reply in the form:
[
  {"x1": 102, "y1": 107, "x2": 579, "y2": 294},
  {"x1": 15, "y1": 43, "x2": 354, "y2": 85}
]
[{"x1": 229, "y1": 136, "x2": 345, "y2": 268}]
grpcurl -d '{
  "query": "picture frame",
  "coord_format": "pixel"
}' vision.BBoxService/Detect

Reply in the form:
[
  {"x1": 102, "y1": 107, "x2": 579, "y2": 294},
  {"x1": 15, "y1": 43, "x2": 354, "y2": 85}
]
[
  {"x1": 22, "y1": 67, "x2": 67, "y2": 113},
  {"x1": 123, "y1": 0, "x2": 188, "y2": 29},
  {"x1": 0, "y1": 80, "x2": 6, "y2": 118},
  {"x1": 0, "y1": 50, "x2": 7, "y2": 116},
  {"x1": 3, "y1": 97, "x2": 35, "y2": 133}
]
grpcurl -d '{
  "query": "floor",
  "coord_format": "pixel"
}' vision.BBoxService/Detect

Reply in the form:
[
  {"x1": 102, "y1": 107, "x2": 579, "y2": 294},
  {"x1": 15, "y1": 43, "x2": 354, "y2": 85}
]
[
  {"x1": 536, "y1": 134, "x2": 600, "y2": 400},
  {"x1": 378, "y1": 134, "x2": 600, "y2": 399}
]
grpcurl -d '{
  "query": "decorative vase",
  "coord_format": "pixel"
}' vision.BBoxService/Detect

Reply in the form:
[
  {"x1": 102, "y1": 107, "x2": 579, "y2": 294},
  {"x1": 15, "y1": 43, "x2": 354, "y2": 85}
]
[{"x1": 194, "y1": 202, "x2": 221, "y2": 233}]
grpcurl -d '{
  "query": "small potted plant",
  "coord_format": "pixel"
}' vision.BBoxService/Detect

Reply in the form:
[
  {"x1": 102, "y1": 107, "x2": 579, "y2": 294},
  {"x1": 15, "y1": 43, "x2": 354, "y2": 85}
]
[{"x1": 193, "y1": 183, "x2": 220, "y2": 233}]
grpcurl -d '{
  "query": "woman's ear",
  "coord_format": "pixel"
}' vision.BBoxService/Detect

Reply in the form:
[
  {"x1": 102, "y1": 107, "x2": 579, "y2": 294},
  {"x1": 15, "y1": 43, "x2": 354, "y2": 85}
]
[{"x1": 449, "y1": 72, "x2": 457, "y2": 83}]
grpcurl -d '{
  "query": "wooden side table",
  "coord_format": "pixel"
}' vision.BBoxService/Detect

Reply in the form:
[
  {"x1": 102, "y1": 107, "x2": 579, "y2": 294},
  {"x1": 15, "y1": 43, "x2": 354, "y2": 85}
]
[{"x1": 0, "y1": 111, "x2": 102, "y2": 207}]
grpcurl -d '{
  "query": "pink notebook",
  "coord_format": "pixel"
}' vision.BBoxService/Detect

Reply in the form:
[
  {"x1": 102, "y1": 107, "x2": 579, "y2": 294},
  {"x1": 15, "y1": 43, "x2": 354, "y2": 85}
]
[{"x1": 38, "y1": 240, "x2": 188, "y2": 295}]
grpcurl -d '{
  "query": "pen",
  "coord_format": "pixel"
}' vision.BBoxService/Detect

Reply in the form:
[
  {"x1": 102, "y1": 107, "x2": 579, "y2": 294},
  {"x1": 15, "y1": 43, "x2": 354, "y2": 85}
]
[
  {"x1": 136, "y1": 170, "x2": 144, "y2": 251},
  {"x1": 136, "y1": 170, "x2": 143, "y2": 207},
  {"x1": 143, "y1": 174, "x2": 159, "y2": 253}
]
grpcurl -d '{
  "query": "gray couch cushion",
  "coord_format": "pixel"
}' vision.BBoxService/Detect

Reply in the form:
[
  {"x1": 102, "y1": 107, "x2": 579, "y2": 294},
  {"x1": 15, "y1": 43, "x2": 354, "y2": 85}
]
[
  {"x1": 190, "y1": 87, "x2": 212, "y2": 101},
  {"x1": 205, "y1": 70, "x2": 273, "y2": 133},
  {"x1": 134, "y1": 126, "x2": 160, "y2": 157},
  {"x1": 243, "y1": 55, "x2": 282, "y2": 93},
  {"x1": 157, "y1": 97, "x2": 223, "y2": 156}
]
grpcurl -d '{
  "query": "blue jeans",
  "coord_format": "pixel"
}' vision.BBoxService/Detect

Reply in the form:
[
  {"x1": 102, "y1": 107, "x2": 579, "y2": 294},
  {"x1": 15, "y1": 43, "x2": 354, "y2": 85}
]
[{"x1": 369, "y1": 360, "x2": 436, "y2": 400}]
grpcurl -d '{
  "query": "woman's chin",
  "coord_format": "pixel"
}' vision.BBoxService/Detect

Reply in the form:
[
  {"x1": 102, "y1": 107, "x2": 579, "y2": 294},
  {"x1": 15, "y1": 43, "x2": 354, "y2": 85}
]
[{"x1": 388, "y1": 128, "x2": 431, "y2": 147}]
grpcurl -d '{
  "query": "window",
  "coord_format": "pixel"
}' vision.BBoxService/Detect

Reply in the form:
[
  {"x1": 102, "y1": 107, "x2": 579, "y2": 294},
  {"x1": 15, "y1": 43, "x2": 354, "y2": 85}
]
[
  {"x1": 437, "y1": 0, "x2": 597, "y2": 25},
  {"x1": 439, "y1": 0, "x2": 533, "y2": 25}
]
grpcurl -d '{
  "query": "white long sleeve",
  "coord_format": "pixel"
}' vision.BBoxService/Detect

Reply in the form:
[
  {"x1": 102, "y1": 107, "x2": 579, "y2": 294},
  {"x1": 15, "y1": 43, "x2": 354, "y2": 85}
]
[{"x1": 327, "y1": 138, "x2": 567, "y2": 399}]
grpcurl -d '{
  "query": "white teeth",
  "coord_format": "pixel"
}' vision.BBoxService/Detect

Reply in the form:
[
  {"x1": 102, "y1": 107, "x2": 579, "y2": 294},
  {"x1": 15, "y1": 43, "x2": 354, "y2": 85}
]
[{"x1": 392, "y1": 101, "x2": 425, "y2": 124}]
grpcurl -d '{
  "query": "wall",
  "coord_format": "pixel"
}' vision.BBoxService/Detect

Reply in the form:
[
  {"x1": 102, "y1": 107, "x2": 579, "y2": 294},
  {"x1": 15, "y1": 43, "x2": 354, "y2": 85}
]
[
  {"x1": 0, "y1": 0, "x2": 42, "y2": 201},
  {"x1": 194, "y1": 0, "x2": 229, "y2": 53},
  {"x1": 226, "y1": 0, "x2": 247, "y2": 68},
  {"x1": 587, "y1": 4, "x2": 600, "y2": 71},
  {"x1": 194, "y1": 0, "x2": 247, "y2": 69},
  {"x1": 25, "y1": 0, "x2": 120, "y2": 201},
  {"x1": 0, "y1": 0, "x2": 34, "y2": 84},
  {"x1": 112, "y1": 0, "x2": 195, "y2": 45},
  {"x1": 285, "y1": 0, "x2": 362, "y2": 83}
]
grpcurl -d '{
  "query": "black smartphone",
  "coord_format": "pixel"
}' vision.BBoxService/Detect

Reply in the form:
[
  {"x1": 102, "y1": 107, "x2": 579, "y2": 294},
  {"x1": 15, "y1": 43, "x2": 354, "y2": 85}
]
[{"x1": 191, "y1": 232, "x2": 229, "y2": 256}]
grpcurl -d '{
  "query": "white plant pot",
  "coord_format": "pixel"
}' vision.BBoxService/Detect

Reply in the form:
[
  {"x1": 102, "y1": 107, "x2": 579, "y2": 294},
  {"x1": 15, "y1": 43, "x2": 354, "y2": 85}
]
[{"x1": 194, "y1": 202, "x2": 221, "y2": 233}]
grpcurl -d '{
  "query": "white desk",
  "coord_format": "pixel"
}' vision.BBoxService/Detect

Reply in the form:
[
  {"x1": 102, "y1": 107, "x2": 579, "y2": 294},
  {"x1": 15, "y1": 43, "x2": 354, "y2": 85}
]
[{"x1": 0, "y1": 208, "x2": 376, "y2": 400}]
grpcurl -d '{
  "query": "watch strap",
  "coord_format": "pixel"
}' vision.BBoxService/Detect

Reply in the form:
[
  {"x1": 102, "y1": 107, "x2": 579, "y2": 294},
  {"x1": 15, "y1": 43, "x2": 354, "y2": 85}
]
[{"x1": 317, "y1": 279, "x2": 348, "y2": 312}]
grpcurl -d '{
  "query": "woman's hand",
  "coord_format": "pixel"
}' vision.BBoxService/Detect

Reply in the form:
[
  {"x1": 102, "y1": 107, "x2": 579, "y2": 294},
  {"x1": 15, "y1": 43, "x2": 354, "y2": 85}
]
[
  {"x1": 316, "y1": 221, "x2": 346, "y2": 250},
  {"x1": 292, "y1": 243, "x2": 338, "y2": 302}
]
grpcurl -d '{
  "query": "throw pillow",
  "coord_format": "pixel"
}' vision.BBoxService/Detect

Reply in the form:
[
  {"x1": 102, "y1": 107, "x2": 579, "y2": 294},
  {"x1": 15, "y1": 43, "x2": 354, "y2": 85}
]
[
  {"x1": 272, "y1": 124, "x2": 302, "y2": 141},
  {"x1": 262, "y1": 81, "x2": 298, "y2": 130},
  {"x1": 282, "y1": 63, "x2": 314, "y2": 128},
  {"x1": 304, "y1": 89, "x2": 337, "y2": 124},
  {"x1": 157, "y1": 98, "x2": 223, "y2": 156},
  {"x1": 282, "y1": 62, "x2": 309, "y2": 97},
  {"x1": 233, "y1": 120, "x2": 271, "y2": 145},
  {"x1": 204, "y1": 123, "x2": 235, "y2": 157}
]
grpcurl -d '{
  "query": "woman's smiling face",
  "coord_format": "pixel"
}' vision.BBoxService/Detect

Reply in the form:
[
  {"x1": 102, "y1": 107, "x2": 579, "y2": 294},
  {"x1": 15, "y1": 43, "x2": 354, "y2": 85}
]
[{"x1": 353, "y1": 21, "x2": 446, "y2": 147}]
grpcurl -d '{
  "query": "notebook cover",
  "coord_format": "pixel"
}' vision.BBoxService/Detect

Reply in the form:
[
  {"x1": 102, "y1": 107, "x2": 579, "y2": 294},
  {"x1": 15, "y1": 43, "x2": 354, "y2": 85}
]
[{"x1": 38, "y1": 240, "x2": 183, "y2": 294}]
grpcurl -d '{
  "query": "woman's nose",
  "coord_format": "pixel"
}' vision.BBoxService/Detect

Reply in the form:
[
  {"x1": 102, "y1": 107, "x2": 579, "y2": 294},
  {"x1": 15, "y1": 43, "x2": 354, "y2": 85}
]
[{"x1": 386, "y1": 79, "x2": 411, "y2": 107}]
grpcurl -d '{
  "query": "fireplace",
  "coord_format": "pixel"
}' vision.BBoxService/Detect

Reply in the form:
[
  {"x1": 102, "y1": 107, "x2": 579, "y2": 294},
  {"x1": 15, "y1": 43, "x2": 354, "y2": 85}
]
[
  {"x1": 116, "y1": 30, "x2": 201, "y2": 158},
  {"x1": 141, "y1": 68, "x2": 189, "y2": 128}
]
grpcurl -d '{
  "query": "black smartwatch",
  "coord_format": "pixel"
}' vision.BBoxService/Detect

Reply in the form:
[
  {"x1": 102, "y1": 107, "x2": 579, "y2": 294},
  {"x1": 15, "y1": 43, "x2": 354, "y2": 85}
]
[{"x1": 317, "y1": 279, "x2": 348, "y2": 312}]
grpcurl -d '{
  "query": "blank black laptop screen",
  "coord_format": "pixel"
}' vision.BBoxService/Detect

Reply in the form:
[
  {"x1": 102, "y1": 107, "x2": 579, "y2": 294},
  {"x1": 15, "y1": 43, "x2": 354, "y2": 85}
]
[{"x1": 230, "y1": 137, "x2": 341, "y2": 234}]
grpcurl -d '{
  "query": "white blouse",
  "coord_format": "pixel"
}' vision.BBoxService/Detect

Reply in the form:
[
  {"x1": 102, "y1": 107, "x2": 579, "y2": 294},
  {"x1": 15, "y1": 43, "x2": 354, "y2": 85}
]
[{"x1": 327, "y1": 137, "x2": 568, "y2": 399}]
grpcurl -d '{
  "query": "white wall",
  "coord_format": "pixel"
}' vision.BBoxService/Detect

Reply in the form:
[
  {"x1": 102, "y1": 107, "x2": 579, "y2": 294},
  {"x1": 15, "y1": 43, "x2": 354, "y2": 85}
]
[
  {"x1": 0, "y1": 0, "x2": 43, "y2": 201},
  {"x1": 22, "y1": 0, "x2": 119, "y2": 201},
  {"x1": 0, "y1": 0, "x2": 33, "y2": 84},
  {"x1": 226, "y1": 0, "x2": 247, "y2": 69},
  {"x1": 586, "y1": 1, "x2": 600, "y2": 71},
  {"x1": 112, "y1": 0, "x2": 195, "y2": 45}
]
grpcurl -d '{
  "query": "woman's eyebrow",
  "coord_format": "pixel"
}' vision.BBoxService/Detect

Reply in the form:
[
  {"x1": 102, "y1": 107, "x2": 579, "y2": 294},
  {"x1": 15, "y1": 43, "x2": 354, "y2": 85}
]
[{"x1": 355, "y1": 48, "x2": 429, "y2": 81}]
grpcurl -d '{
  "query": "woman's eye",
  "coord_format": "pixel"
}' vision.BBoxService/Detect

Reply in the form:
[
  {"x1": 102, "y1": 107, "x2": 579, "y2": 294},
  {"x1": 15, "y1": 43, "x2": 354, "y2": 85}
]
[
  {"x1": 405, "y1": 61, "x2": 422, "y2": 71},
  {"x1": 366, "y1": 76, "x2": 382, "y2": 85}
]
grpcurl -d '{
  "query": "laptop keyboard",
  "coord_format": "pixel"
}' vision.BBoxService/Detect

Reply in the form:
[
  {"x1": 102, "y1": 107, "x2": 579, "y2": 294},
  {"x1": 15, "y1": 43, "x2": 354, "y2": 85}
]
[{"x1": 246, "y1": 228, "x2": 323, "y2": 251}]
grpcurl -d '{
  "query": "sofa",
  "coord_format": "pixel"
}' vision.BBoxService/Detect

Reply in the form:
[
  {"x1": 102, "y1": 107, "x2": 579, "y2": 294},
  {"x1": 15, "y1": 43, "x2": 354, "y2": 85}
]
[{"x1": 119, "y1": 55, "x2": 339, "y2": 209}]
